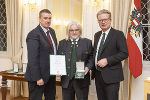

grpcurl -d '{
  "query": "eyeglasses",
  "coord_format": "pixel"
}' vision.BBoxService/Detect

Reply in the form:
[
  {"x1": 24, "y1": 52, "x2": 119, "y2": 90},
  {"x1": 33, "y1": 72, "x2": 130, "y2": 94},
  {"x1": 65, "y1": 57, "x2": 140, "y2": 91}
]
[
  {"x1": 98, "y1": 18, "x2": 110, "y2": 23},
  {"x1": 69, "y1": 29, "x2": 80, "y2": 32}
]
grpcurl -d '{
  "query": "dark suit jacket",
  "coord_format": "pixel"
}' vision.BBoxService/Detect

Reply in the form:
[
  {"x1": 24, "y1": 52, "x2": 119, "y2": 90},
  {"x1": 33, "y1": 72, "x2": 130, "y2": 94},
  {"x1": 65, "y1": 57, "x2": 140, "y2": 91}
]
[
  {"x1": 93, "y1": 28, "x2": 128, "y2": 84},
  {"x1": 25, "y1": 25, "x2": 57, "y2": 83},
  {"x1": 58, "y1": 38, "x2": 93, "y2": 88}
]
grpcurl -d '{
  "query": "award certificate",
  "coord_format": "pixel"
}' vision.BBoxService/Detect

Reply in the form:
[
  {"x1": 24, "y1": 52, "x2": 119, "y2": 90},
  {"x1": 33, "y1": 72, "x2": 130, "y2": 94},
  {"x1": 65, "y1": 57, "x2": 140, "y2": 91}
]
[{"x1": 50, "y1": 55, "x2": 66, "y2": 75}]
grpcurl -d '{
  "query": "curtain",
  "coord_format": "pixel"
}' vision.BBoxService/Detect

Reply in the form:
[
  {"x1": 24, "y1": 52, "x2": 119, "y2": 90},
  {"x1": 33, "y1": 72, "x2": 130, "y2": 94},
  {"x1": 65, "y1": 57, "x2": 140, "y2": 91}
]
[
  {"x1": 5, "y1": 0, "x2": 26, "y2": 97},
  {"x1": 82, "y1": 0, "x2": 132, "y2": 100},
  {"x1": 82, "y1": 0, "x2": 97, "y2": 40}
]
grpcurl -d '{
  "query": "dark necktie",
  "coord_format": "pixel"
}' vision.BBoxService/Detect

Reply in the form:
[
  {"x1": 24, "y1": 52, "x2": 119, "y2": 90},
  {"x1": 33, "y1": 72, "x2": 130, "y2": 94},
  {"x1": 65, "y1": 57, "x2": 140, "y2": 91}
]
[
  {"x1": 69, "y1": 40, "x2": 77, "y2": 80},
  {"x1": 96, "y1": 33, "x2": 105, "y2": 71},
  {"x1": 46, "y1": 31, "x2": 54, "y2": 54}
]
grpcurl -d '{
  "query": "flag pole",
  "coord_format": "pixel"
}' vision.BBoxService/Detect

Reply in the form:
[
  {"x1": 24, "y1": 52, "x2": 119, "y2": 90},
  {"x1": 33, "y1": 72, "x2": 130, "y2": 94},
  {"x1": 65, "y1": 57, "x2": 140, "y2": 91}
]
[{"x1": 129, "y1": 72, "x2": 132, "y2": 100}]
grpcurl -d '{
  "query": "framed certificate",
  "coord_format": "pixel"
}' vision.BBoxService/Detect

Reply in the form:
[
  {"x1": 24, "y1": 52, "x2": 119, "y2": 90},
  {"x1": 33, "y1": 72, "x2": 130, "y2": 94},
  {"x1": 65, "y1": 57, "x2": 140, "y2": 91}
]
[{"x1": 50, "y1": 55, "x2": 66, "y2": 75}]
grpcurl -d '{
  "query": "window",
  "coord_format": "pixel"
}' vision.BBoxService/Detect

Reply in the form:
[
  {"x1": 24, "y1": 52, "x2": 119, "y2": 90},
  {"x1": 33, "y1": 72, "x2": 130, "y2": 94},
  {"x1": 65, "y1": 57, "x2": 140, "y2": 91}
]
[
  {"x1": 0, "y1": 0, "x2": 7, "y2": 51},
  {"x1": 142, "y1": 0, "x2": 150, "y2": 61}
]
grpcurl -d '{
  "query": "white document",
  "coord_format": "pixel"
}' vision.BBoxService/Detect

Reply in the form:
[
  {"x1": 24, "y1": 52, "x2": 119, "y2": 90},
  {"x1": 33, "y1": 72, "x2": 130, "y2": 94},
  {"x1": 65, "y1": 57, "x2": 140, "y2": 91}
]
[{"x1": 50, "y1": 55, "x2": 66, "y2": 75}]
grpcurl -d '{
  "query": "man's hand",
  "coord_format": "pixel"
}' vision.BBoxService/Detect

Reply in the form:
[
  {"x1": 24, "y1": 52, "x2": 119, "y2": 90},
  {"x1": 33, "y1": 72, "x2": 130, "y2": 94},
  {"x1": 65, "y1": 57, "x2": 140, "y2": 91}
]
[
  {"x1": 84, "y1": 67, "x2": 89, "y2": 75},
  {"x1": 97, "y1": 58, "x2": 108, "y2": 68},
  {"x1": 37, "y1": 78, "x2": 44, "y2": 86}
]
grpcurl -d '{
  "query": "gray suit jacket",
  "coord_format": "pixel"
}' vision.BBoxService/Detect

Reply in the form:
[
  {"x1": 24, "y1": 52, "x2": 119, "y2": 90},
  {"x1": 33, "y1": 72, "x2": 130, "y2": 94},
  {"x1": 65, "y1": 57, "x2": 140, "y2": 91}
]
[
  {"x1": 25, "y1": 25, "x2": 57, "y2": 83},
  {"x1": 58, "y1": 38, "x2": 93, "y2": 88},
  {"x1": 93, "y1": 28, "x2": 128, "y2": 83}
]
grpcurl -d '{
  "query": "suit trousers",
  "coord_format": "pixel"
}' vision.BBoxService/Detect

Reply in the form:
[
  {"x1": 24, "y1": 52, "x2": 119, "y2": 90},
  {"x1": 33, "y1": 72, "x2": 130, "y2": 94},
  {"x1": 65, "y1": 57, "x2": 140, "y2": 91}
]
[
  {"x1": 62, "y1": 79, "x2": 89, "y2": 100},
  {"x1": 95, "y1": 70, "x2": 120, "y2": 100},
  {"x1": 28, "y1": 76, "x2": 56, "y2": 100}
]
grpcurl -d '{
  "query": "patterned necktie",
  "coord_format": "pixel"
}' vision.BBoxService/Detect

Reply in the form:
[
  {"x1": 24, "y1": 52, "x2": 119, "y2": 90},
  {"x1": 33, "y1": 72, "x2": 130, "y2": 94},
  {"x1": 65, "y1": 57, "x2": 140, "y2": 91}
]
[
  {"x1": 69, "y1": 40, "x2": 77, "y2": 80},
  {"x1": 46, "y1": 31, "x2": 54, "y2": 54},
  {"x1": 96, "y1": 33, "x2": 105, "y2": 71}
]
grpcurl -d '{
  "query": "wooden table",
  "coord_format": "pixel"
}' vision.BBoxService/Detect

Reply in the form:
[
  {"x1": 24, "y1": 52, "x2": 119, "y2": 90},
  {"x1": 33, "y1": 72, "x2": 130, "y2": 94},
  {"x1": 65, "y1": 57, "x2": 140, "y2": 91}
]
[
  {"x1": 0, "y1": 70, "x2": 61, "y2": 100},
  {"x1": 0, "y1": 70, "x2": 27, "y2": 100}
]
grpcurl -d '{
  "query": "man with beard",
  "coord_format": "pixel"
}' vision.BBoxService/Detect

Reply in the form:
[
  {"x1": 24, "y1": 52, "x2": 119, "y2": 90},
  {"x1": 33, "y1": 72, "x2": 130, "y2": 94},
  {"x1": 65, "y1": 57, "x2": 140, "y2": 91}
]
[{"x1": 58, "y1": 22, "x2": 93, "y2": 100}]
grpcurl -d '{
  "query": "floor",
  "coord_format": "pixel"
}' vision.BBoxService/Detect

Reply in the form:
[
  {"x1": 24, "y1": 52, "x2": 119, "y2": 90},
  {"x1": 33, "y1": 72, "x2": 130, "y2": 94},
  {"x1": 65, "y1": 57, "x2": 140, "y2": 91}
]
[
  {"x1": 0, "y1": 89, "x2": 29, "y2": 100},
  {"x1": 0, "y1": 80, "x2": 97, "y2": 100}
]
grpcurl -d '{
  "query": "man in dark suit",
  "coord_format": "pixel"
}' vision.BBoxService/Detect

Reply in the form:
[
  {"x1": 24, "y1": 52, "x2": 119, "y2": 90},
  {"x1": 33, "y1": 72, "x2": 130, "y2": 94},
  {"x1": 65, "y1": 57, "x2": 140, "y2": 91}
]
[
  {"x1": 25, "y1": 9, "x2": 57, "y2": 100},
  {"x1": 93, "y1": 9, "x2": 128, "y2": 100},
  {"x1": 58, "y1": 22, "x2": 93, "y2": 100}
]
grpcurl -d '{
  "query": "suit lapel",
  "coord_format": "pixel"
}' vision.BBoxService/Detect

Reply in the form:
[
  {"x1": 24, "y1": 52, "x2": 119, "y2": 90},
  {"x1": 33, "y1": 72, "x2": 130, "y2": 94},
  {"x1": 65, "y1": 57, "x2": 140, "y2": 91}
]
[
  {"x1": 38, "y1": 25, "x2": 57, "y2": 50},
  {"x1": 76, "y1": 38, "x2": 81, "y2": 54},
  {"x1": 101, "y1": 28, "x2": 114, "y2": 52},
  {"x1": 66, "y1": 39, "x2": 72, "y2": 52},
  {"x1": 38, "y1": 25, "x2": 50, "y2": 45},
  {"x1": 94, "y1": 31, "x2": 102, "y2": 50}
]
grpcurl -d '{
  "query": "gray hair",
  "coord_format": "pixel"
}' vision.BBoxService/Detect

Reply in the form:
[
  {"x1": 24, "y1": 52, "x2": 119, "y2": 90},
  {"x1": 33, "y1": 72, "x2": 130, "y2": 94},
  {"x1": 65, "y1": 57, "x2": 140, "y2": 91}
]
[
  {"x1": 66, "y1": 22, "x2": 82, "y2": 38},
  {"x1": 97, "y1": 9, "x2": 111, "y2": 19}
]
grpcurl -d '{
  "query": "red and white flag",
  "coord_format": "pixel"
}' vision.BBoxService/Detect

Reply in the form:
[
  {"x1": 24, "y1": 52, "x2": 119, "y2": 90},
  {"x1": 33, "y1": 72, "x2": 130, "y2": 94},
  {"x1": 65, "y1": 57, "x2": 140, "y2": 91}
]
[{"x1": 127, "y1": 0, "x2": 142, "y2": 78}]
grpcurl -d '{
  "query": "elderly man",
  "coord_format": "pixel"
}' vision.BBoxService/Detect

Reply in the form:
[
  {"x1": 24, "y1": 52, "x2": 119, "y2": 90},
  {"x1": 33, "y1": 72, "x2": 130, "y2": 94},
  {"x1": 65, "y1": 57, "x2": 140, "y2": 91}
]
[
  {"x1": 93, "y1": 9, "x2": 128, "y2": 100},
  {"x1": 58, "y1": 22, "x2": 93, "y2": 100}
]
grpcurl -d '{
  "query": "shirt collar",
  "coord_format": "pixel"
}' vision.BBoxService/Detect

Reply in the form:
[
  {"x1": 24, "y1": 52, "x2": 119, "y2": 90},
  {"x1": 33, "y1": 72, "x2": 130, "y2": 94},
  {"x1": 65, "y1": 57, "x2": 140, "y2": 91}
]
[
  {"x1": 70, "y1": 38, "x2": 79, "y2": 45},
  {"x1": 70, "y1": 37, "x2": 79, "y2": 42},
  {"x1": 40, "y1": 24, "x2": 49, "y2": 33},
  {"x1": 102, "y1": 27, "x2": 111, "y2": 35}
]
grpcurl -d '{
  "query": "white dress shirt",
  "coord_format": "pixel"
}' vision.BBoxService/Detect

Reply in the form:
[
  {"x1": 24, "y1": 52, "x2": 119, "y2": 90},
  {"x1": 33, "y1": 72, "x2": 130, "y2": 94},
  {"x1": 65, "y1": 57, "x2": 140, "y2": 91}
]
[
  {"x1": 40, "y1": 24, "x2": 57, "y2": 55},
  {"x1": 95, "y1": 27, "x2": 111, "y2": 66}
]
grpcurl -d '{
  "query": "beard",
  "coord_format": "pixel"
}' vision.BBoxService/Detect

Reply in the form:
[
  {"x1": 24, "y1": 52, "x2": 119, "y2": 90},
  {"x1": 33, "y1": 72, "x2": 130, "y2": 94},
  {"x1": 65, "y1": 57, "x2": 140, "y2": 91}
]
[{"x1": 70, "y1": 35, "x2": 79, "y2": 40}]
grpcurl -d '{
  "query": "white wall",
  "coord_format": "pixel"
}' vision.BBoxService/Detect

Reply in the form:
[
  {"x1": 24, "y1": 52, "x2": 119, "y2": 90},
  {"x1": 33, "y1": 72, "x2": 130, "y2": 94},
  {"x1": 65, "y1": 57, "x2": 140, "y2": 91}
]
[
  {"x1": 131, "y1": 61, "x2": 150, "y2": 100},
  {"x1": 0, "y1": 58, "x2": 12, "y2": 71}
]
